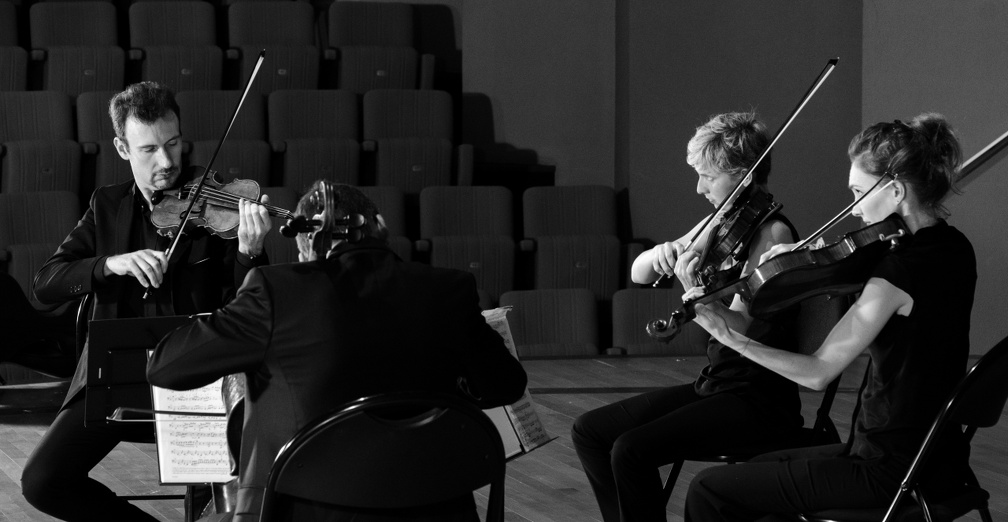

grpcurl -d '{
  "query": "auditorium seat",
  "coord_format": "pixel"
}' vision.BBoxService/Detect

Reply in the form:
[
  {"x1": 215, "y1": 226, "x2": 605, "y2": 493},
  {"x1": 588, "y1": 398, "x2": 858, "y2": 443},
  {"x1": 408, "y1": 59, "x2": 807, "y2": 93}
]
[
  {"x1": 415, "y1": 186, "x2": 514, "y2": 303},
  {"x1": 76, "y1": 90, "x2": 132, "y2": 190},
  {"x1": 610, "y1": 288, "x2": 710, "y2": 355},
  {"x1": 189, "y1": 140, "x2": 273, "y2": 187},
  {"x1": 357, "y1": 185, "x2": 411, "y2": 261},
  {"x1": 29, "y1": 2, "x2": 124, "y2": 99},
  {"x1": 0, "y1": 46, "x2": 27, "y2": 91},
  {"x1": 0, "y1": 191, "x2": 80, "y2": 249},
  {"x1": 499, "y1": 288, "x2": 600, "y2": 357},
  {"x1": 128, "y1": 1, "x2": 223, "y2": 91},
  {"x1": 520, "y1": 185, "x2": 623, "y2": 302},
  {"x1": 177, "y1": 90, "x2": 272, "y2": 187},
  {"x1": 267, "y1": 89, "x2": 360, "y2": 190},
  {"x1": 324, "y1": 2, "x2": 434, "y2": 92},
  {"x1": 0, "y1": 91, "x2": 78, "y2": 194},
  {"x1": 227, "y1": 1, "x2": 319, "y2": 94},
  {"x1": 522, "y1": 185, "x2": 618, "y2": 237},
  {"x1": 0, "y1": 192, "x2": 80, "y2": 293},
  {"x1": 362, "y1": 89, "x2": 471, "y2": 191},
  {"x1": 0, "y1": 140, "x2": 81, "y2": 193},
  {"x1": 177, "y1": 90, "x2": 268, "y2": 142},
  {"x1": 0, "y1": 0, "x2": 17, "y2": 47}
]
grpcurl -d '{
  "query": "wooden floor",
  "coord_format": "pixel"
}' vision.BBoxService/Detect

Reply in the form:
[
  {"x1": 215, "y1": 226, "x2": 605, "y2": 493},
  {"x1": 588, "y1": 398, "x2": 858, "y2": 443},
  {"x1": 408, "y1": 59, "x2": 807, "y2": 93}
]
[{"x1": 1, "y1": 356, "x2": 1005, "y2": 521}]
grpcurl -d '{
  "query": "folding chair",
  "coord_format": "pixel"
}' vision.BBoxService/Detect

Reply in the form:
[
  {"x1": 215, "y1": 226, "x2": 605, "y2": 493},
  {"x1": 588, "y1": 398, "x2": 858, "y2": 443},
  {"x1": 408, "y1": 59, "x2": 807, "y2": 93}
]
[
  {"x1": 798, "y1": 334, "x2": 1008, "y2": 522},
  {"x1": 661, "y1": 294, "x2": 851, "y2": 503},
  {"x1": 260, "y1": 392, "x2": 505, "y2": 522}
]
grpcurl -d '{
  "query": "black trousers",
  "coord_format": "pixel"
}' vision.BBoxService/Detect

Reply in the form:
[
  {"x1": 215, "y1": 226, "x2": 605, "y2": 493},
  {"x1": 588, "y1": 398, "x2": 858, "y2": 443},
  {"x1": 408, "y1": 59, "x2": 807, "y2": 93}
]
[
  {"x1": 21, "y1": 394, "x2": 161, "y2": 521},
  {"x1": 571, "y1": 383, "x2": 799, "y2": 522},
  {"x1": 684, "y1": 443, "x2": 902, "y2": 521}
]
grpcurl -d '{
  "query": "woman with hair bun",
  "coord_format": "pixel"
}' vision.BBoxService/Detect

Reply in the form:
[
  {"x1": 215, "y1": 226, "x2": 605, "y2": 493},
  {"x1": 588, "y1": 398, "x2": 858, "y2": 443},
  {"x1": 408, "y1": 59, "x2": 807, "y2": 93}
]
[{"x1": 683, "y1": 113, "x2": 977, "y2": 520}]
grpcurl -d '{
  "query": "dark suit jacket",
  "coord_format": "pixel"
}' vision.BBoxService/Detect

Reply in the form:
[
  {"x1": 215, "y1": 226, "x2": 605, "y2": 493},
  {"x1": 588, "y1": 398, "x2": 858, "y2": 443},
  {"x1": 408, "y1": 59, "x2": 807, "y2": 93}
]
[
  {"x1": 33, "y1": 180, "x2": 261, "y2": 409},
  {"x1": 147, "y1": 239, "x2": 528, "y2": 522}
]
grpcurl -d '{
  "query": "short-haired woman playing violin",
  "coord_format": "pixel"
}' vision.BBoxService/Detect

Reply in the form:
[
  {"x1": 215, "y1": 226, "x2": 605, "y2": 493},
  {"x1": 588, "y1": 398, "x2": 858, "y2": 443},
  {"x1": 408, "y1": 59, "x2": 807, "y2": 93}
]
[
  {"x1": 572, "y1": 111, "x2": 808, "y2": 521},
  {"x1": 685, "y1": 113, "x2": 976, "y2": 520}
]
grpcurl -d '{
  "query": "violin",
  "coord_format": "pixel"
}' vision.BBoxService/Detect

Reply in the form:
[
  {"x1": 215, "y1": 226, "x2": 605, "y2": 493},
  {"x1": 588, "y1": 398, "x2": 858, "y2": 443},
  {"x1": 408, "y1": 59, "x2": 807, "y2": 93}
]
[
  {"x1": 652, "y1": 57, "x2": 838, "y2": 289},
  {"x1": 694, "y1": 184, "x2": 782, "y2": 289},
  {"x1": 150, "y1": 166, "x2": 295, "y2": 239},
  {"x1": 647, "y1": 213, "x2": 908, "y2": 341}
]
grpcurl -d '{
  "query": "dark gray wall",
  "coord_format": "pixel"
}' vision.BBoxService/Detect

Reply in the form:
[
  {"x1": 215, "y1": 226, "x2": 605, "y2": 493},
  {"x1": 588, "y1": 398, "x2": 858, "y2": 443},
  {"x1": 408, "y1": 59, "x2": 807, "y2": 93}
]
[
  {"x1": 863, "y1": 0, "x2": 1008, "y2": 353},
  {"x1": 621, "y1": 1, "x2": 862, "y2": 244}
]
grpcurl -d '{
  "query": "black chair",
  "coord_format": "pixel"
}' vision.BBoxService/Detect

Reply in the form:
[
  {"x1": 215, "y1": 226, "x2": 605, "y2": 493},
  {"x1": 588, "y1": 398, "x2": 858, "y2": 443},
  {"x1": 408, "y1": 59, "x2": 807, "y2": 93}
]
[
  {"x1": 662, "y1": 294, "x2": 851, "y2": 504},
  {"x1": 260, "y1": 392, "x2": 506, "y2": 522},
  {"x1": 798, "y1": 334, "x2": 1008, "y2": 522}
]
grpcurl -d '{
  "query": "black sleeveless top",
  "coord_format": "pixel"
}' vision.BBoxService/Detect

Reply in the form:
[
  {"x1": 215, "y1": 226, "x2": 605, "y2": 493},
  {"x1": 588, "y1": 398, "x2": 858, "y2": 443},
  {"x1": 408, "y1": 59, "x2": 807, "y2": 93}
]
[{"x1": 694, "y1": 213, "x2": 803, "y2": 426}]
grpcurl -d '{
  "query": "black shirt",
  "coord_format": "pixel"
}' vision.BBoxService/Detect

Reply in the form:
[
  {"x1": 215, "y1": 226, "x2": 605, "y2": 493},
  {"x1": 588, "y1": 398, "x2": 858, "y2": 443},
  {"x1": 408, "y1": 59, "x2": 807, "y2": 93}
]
[
  {"x1": 694, "y1": 214, "x2": 803, "y2": 426},
  {"x1": 850, "y1": 219, "x2": 976, "y2": 473}
]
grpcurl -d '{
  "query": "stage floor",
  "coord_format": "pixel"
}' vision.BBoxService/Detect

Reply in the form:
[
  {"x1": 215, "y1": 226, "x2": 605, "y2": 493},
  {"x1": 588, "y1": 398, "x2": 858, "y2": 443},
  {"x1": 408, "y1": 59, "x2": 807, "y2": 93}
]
[{"x1": 1, "y1": 356, "x2": 1003, "y2": 521}]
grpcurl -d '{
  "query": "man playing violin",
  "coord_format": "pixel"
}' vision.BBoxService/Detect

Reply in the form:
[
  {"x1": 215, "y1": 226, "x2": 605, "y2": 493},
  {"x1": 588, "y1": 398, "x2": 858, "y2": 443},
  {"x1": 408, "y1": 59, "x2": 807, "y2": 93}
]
[
  {"x1": 572, "y1": 111, "x2": 807, "y2": 521},
  {"x1": 146, "y1": 181, "x2": 528, "y2": 522},
  {"x1": 22, "y1": 81, "x2": 273, "y2": 521},
  {"x1": 685, "y1": 114, "x2": 976, "y2": 520}
]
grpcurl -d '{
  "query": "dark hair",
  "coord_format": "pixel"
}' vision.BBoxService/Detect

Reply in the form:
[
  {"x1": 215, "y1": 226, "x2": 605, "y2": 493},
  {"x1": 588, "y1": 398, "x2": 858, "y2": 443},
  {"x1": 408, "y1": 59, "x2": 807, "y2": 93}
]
[
  {"x1": 848, "y1": 112, "x2": 962, "y2": 217},
  {"x1": 686, "y1": 111, "x2": 772, "y2": 184},
  {"x1": 108, "y1": 81, "x2": 181, "y2": 143},
  {"x1": 295, "y1": 181, "x2": 387, "y2": 256}
]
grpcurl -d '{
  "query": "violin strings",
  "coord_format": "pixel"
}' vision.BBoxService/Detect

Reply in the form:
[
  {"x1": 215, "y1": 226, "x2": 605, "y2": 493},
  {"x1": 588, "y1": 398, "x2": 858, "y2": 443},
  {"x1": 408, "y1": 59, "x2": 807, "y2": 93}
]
[{"x1": 183, "y1": 185, "x2": 294, "y2": 218}]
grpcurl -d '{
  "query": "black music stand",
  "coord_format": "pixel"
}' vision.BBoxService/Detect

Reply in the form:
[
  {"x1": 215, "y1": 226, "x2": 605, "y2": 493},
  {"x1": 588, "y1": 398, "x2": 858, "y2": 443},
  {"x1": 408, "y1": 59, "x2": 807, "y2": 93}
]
[
  {"x1": 85, "y1": 315, "x2": 198, "y2": 427},
  {"x1": 85, "y1": 315, "x2": 208, "y2": 521}
]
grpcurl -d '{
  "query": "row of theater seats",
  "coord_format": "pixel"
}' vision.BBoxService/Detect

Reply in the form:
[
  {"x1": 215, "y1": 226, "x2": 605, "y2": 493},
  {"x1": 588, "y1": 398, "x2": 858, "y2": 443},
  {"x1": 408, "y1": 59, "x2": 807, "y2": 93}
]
[
  {"x1": 0, "y1": 0, "x2": 433, "y2": 95},
  {"x1": 0, "y1": 184, "x2": 708, "y2": 357},
  {"x1": 0, "y1": 88, "x2": 470, "y2": 198}
]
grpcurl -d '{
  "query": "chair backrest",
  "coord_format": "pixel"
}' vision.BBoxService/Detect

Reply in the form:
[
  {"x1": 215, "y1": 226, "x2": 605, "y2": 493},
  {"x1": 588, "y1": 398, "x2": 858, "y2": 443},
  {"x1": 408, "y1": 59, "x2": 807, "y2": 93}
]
[
  {"x1": 499, "y1": 288, "x2": 599, "y2": 357},
  {"x1": 879, "y1": 334, "x2": 1008, "y2": 521},
  {"x1": 0, "y1": 191, "x2": 80, "y2": 250},
  {"x1": 0, "y1": 46, "x2": 27, "y2": 91},
  {"x1": 260, "y1": 392, "x2": 505, "y2": 522},
  {"x1": 177, "y1": 90, "x2": 267, "y2": 142},
  {"x1": 130, "y1": 1, "x2": 217, "y2": 47},
  {"x1": 523, "y1": 185, "x2": 618, "y2": 237},
  {"x1": 328, "y1": 1, "x2": 414, "y2": 48},
  {"x1": 362, "y1": 89, "x2": 453, "y2": 140},
  {"x1": 0, "y1": 1, "x2": 17, "y2": 46},
  {"x1": 611, "y1": 288, "x2": 709, "y2": 356},
  {"x1": 0, "y1": 91, "x2": 75, "y2": 142},
  {"x1": 30, "y1": 1, "x2": 118, "y2": 47},
  {"x1": 228, "y1": 1, "x2": 315, "y2": 47},
  {"x1": 419, "y1": 185, "x2": 513, "y2": 238},
  {"x1": 267, "y1": 89, "x2": 359, "y2": 144}
]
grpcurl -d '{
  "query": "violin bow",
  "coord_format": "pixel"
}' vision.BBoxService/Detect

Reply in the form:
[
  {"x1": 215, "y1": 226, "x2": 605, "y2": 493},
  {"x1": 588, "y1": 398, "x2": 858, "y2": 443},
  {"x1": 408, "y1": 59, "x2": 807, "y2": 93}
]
[
  {"x1": 654, "y1": 56, "x2": 839, "y2": 287},
  {"x1": 144, "y1": 49, "x2": 266, "y2": 300}
]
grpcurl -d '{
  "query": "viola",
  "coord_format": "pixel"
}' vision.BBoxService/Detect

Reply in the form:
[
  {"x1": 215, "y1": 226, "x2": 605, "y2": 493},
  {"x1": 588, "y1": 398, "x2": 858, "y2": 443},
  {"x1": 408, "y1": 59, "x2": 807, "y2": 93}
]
[
  {"x1": 646, "y1": 213, "x2": 908, "y2": 342},
  {"x1": 150, "y1": 166, "x2": 295, "y2": 239}
]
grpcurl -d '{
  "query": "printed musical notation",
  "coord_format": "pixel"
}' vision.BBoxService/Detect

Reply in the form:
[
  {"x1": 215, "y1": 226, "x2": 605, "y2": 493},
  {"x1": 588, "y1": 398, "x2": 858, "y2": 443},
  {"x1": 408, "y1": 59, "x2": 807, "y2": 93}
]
[
  {"x1": 151, "y1": 379, "x2": 233, "y2": 484},
  {"x1": 482, "y1": 307, "x2": 554, "y2": 458}
]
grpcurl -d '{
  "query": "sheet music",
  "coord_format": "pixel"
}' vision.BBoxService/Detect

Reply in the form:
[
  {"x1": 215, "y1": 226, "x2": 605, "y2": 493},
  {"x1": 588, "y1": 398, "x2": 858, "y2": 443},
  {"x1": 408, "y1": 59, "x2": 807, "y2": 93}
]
[
  {"x1": 151, "y1": 379, "x2": 233, "y2": 484},
  {"x1": 482, "y1": 307, "x2": 554, "y2": 457}
]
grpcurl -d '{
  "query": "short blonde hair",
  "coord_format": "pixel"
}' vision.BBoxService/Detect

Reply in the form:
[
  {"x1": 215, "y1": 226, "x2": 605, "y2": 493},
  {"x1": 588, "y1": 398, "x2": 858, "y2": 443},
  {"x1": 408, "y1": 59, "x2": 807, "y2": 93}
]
[{"x1": 686, "y1": 111, "x2": 771, "y2": 184}]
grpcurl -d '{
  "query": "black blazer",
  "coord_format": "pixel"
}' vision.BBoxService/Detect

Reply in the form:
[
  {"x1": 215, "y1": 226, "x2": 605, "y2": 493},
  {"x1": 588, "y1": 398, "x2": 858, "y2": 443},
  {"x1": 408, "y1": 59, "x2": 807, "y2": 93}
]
[
  {"x1": 148, "y1": 240, "x2": 528, "y2": 521},
  {"x1": 33, "y1": 180, "x2": 260, "y2": 409}
]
